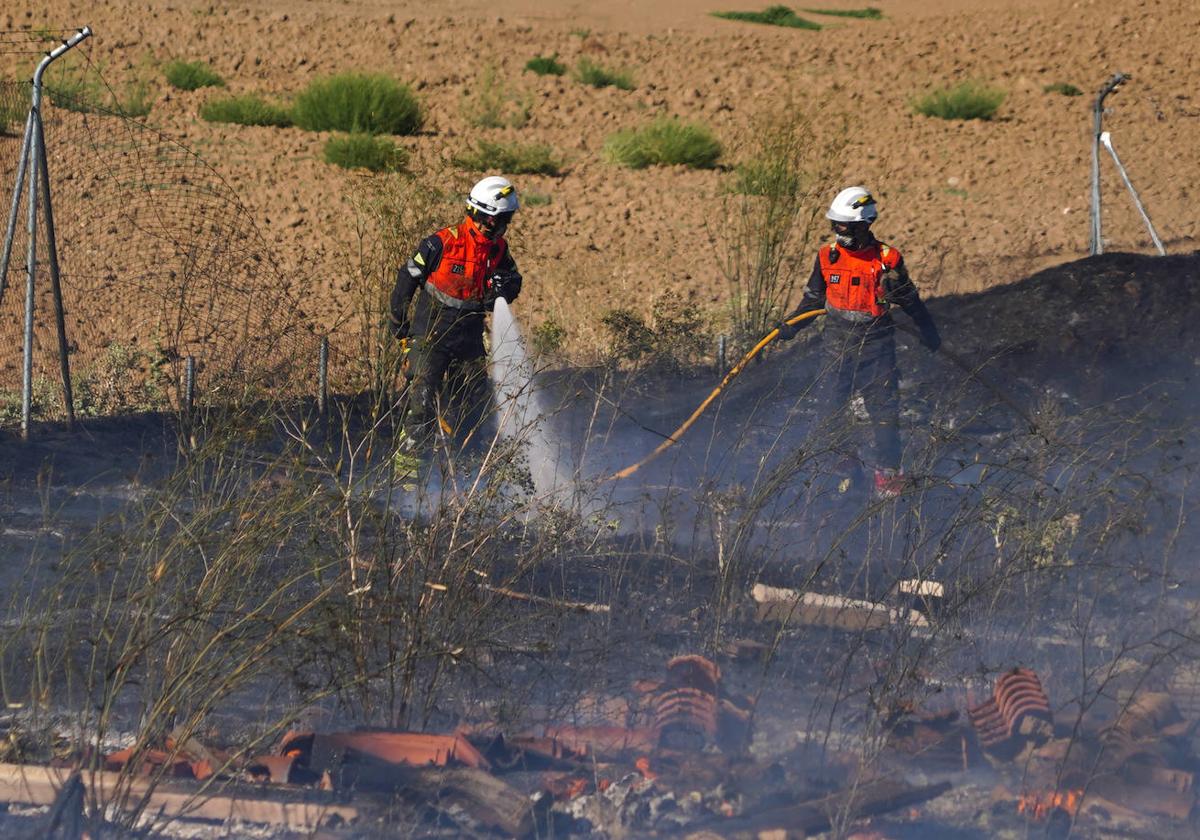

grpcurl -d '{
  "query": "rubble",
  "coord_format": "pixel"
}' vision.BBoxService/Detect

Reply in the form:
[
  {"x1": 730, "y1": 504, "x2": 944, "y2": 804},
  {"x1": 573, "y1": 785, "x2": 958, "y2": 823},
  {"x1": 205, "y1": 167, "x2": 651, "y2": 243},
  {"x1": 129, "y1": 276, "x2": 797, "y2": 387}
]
[
  {"x1": 966, "y1": 667, "x2": 1053, "y2": 759},
  {"x1": 7, "y1": 653, "x2": 1200, "y2": 836},
  {"x1": 711, "y1": 778, "x2": 953, "y2": 837},
  {"x1": 0, "y1": 762, "x2": 359, "y2": 832},
  {"x1": 751, "y1": 583, "x2": 929, "y2": 630},
  {"x1": 973, "y1": 676, "x2": 1200, "y2": 831}
]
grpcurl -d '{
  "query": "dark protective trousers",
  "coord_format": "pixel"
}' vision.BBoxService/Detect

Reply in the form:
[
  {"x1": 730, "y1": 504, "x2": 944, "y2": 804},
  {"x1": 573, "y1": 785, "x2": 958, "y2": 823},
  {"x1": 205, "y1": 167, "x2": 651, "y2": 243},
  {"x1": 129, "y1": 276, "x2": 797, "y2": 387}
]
[
  {"x1": 402, "y1": 306, "x2": 490, "y2": 441},
  {"x1": 819, "y1": 319, "x2": 901, "y2": 472},
  {"x1": 404, "y1": 343, "x2": 491, "y2": 441}
]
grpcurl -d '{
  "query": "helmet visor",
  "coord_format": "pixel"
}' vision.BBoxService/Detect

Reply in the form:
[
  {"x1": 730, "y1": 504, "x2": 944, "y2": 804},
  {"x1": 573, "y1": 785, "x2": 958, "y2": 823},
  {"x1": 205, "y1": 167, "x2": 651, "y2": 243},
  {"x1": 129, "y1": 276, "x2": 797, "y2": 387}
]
[
  {"x1": 832, "y1": 220, "x2": 870, "y2": 247},
  {"x1": 477, "y1": 210, "x2": 515, "y2": 238}
]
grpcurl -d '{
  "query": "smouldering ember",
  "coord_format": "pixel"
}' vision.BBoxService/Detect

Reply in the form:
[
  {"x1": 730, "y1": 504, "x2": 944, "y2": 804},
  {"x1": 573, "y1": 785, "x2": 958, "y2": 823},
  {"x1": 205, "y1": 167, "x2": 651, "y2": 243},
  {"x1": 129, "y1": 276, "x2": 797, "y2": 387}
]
[{"x1": 1017, "y1": 788, "x2": 1083, "y2": 821}]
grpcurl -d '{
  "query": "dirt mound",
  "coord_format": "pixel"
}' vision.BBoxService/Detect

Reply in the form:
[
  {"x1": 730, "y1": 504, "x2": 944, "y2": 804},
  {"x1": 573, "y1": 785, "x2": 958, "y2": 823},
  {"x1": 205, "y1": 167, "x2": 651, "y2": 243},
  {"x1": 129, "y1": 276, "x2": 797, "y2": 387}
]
[{"x1": 928, "y1": 250, "x2": 1200, "y2": 403}]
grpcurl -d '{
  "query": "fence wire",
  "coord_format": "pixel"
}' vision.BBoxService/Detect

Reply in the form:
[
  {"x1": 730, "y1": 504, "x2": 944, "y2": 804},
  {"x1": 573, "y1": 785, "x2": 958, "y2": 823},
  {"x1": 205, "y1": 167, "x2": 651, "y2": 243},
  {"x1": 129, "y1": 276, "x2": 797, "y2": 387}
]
[{"x1": 0, "y1": 72, "x2": 320, "y2": 424}]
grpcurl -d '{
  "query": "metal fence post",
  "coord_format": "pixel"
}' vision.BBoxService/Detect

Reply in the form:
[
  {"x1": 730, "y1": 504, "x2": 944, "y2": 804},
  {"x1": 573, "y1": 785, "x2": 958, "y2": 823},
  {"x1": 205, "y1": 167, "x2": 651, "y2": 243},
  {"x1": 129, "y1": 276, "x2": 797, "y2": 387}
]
[
  {"x1": 716, "y1": 334, "x2": 727, "y2": 376},
  {"x1": 184, "y1": 355, "x2": 195, "y2": 416},
  {"x1": 318, "y1": 335, "x2": 329, "y2": 418},
  {"x1": 1090, "y1": 72, "x2": 1127, "y2": 256},
  {"x1": 8, "y1": 28, "x2": 92, "y2": 439},
  {"x1": 35, "y1": 112, "x2": 75, "y2": 425},
  {"x1": 1099, "y1": 131, "x2": 1166, "y2": 256},
  {"x1": 0, "y1": 111, "x2": 33, "y2": 309},
  {"x1": 21, "y1": 104, "x2": 41, "y2": 439}
]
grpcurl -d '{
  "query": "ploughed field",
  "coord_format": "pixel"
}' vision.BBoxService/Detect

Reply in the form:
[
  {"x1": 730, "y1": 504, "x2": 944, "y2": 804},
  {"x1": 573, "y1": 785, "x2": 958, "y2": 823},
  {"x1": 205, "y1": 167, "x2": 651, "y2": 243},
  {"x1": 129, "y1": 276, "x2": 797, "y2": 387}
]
[{"x1": 1, "y1": 0, "x2": 1197, "y2": 369}]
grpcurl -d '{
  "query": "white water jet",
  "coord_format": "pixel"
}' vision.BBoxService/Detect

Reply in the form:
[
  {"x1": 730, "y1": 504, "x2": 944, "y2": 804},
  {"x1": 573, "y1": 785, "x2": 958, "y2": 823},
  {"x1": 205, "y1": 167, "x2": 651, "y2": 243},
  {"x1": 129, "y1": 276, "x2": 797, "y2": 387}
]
[{"x1": 489, "y1": 298, "x2": 576, "y2": 504}]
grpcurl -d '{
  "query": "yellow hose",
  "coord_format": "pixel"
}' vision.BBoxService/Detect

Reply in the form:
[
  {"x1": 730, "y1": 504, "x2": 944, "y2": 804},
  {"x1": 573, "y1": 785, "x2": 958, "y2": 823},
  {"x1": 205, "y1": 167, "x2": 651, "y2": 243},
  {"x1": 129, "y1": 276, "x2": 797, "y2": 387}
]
[{"x1": 608, "y1": 310, "x2": 825, "y2": 481}]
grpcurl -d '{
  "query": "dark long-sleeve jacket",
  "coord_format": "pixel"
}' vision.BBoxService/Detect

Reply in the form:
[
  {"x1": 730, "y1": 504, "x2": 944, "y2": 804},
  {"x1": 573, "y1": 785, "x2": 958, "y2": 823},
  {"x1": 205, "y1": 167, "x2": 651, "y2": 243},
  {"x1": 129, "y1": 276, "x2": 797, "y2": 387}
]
[
  {"x1": 788, "y1": 240, "x2": 938, "y2": 344},
  {"x1": 389, "y1": 229, "x2": 520, "y2": 352}
]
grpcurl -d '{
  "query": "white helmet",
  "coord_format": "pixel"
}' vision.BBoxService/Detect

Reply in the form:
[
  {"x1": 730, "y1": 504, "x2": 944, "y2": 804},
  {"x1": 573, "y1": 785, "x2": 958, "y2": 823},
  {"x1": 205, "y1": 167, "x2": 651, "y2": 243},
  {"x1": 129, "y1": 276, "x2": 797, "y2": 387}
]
[
  {"x1": 467, "y1": 176, "x2": 520, "y2": 216},
  {"x1": 826, "y1": 186, "x2": 878, "y2": 224}
]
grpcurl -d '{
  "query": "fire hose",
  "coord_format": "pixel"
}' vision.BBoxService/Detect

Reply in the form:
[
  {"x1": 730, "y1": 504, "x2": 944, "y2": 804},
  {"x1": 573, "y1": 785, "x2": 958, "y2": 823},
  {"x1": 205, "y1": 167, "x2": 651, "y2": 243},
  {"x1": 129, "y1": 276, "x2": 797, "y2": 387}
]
[
  {"x1": 607, "y1": 311, "x2": 1041, "y2": 482},
  {"x1": 608, "y1": 310, "x2": 825, "y2": 481}
]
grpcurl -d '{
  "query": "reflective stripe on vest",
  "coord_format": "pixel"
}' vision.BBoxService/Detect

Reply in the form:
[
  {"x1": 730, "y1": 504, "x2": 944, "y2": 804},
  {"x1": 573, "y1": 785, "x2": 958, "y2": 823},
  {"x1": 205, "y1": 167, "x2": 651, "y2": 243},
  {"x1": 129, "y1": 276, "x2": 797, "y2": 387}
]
[
  {"x1": 424, "y1": 219, "x2": 507, "y2": 311},
  {"x1": 820, "y1": 241, "x2": 901, "y2": 319}
]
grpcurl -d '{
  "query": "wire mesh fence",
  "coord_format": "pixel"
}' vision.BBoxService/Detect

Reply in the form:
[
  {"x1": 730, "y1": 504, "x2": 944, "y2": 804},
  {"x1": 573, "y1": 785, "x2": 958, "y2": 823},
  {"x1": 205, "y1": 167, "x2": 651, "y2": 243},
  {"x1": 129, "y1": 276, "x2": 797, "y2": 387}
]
[{"x1": 0, "y1": 63, "x2": 322, "y2": 426}]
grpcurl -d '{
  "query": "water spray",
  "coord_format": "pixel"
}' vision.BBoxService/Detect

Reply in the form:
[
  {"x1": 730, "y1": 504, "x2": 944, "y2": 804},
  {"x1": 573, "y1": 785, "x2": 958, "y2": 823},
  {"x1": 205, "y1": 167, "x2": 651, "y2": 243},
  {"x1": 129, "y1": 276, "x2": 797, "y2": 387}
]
[{"x1": 489, "y1": 297, "x2": 575, "y2": 502}]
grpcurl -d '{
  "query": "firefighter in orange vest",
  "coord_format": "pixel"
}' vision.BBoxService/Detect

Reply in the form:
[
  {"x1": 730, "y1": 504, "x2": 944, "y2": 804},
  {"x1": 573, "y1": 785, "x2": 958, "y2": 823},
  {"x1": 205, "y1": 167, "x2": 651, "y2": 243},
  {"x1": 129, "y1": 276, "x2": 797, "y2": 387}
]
[
  {"x1": 775, "y1": 186, "x2": 940, "y2": 498},
  {"x1": 389, "y1": 176, "x2": 522, "y2": 453}
]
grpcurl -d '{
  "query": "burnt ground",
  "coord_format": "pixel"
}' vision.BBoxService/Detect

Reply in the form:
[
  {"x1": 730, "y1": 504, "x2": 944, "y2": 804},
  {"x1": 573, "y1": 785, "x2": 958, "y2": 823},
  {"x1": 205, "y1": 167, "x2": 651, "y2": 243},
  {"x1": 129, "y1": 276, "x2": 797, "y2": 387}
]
[
  {"x1": 1, "y1": 251, "x2": 1199, "y2": 837},
  {"x1": 581, "y1": 250, "x2": 1200, "y2": 571}
]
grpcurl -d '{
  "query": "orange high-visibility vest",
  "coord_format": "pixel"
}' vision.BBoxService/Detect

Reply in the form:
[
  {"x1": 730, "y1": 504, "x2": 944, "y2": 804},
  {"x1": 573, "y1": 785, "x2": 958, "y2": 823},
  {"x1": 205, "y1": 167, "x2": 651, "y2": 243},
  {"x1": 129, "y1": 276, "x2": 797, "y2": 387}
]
[
  {"x1": 424, "y1": 217, "x2": 508, "y2": 309},
  {"x1": 819, "y1": 240, "x2": 901, "y2": 319}
]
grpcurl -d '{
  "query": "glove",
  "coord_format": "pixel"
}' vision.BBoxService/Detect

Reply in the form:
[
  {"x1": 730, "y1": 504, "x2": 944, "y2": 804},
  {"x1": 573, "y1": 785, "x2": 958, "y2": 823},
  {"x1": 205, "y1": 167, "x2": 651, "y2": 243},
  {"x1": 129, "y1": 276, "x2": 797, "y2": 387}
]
[
  {"x1": 390, "y1": 318, "x2": 409, "y2": 341},
  {"x1": 487, "y1": 270, "x2": 522, "y2": 304},
  {"x1": 775, "y1": 311, "x2": 820, "y2": 341},
  {"x1": 775, "y1": 319, "x2": 800, "y2": 341},
  {"x1": 397, "y1": 337, "x2": 413, "y2": 376},
  {"x1": 879, "y1": 267, "x2": 909, "y2": 306}
]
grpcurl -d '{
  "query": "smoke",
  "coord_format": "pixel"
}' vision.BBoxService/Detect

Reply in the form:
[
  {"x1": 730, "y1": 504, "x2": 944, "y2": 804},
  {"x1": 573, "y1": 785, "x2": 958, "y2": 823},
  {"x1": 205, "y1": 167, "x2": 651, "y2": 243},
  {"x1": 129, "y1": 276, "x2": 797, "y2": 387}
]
[{"x1": 489, "y1": 298, "x2": 577, "y2": 506}]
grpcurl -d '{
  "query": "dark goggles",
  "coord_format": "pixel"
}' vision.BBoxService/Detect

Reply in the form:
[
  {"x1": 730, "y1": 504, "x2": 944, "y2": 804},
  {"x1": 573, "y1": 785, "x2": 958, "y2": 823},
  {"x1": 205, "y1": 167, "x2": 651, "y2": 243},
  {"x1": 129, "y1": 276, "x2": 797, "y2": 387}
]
[{"x1": 479, "y1": 210, "x2": 515, "y2": 229}]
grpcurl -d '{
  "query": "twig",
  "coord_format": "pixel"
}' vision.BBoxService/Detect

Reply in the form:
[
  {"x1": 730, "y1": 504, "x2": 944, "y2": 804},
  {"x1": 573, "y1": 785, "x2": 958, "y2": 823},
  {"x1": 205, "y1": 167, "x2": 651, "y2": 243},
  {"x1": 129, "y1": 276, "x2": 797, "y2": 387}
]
[{"x1": 483, "y1": 584, "x2": 610, "y2": 614}]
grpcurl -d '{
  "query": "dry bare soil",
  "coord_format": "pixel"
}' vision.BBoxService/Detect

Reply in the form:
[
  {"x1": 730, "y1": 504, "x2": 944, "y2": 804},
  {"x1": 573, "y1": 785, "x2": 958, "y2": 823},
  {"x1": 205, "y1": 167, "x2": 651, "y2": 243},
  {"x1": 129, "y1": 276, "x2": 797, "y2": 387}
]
[{"x1": 2, "y1": 0, "x2": 1198, "y2": 356}]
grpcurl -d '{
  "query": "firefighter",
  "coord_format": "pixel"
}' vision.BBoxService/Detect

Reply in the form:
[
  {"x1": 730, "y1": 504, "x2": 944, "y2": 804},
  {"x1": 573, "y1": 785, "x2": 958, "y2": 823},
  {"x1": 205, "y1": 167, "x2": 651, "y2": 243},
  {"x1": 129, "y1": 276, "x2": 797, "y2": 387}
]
[
  {"x1": 775, "y1": 186, "x2": 940, "y2": 498},
  {"x1": 389, "y1": 176, "x2": 522, "y2": 464}
]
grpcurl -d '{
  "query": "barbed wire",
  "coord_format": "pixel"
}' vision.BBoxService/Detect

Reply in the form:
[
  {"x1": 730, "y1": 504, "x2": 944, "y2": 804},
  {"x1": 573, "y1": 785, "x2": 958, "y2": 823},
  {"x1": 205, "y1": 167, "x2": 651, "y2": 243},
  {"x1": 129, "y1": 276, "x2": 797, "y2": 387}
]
[{"x1": 0, "y1": 28, "x2": 82, "y2": 55}]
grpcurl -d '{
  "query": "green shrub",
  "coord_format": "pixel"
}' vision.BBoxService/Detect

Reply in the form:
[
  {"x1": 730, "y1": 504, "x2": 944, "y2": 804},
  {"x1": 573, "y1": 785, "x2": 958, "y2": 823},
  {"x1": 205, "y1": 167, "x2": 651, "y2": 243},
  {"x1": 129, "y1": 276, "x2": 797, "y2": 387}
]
[
  {"x1": 712, "y1": 6, "x2": 821, "y2": 29},
  {"x1": 71, "y1": 342, "x2": 170, "y2": 417},
  {"x1": 0, "y1": 376, "x2": 59, "y2": 425},
  {"x1": 163, "y1": 59, "x2": 225, "y2": 91},
  {"x1": 200, "y1": 94, "x2": 293, "y2": 127},
  {"x1": 525, "y1": 54, "x2": 566, "y2": 76},
  {"x1": 324, "y1": 133, "x2": 408, "y2": 172},
  {"x1": 532, "y1": 319, "x2": 566, "y2": 355},
  {"x1": 733, "y1": 157, "x2": 802, "y2": 197},
  {"x1": 292, "y1": 73, "x2": 421, "y2": 135},
  {"x1": 913, "y1": 80, "x2": 1006, "y2": 120},
  {"x1": 523, "y1": 192, "x2": 552, "y2": 207},
  {"x1": 452, "y1": 140, "x2": 563, "y2": 176},
  {"x1": 801, "y1": 6, "x2": 882, "y2": 18},
  {"x1": 719, "y1": 107, "x2": 840, "y2": 343},
  {"x1": 575, "y1": 57, "x2": 635, "y2": 91},
  {"x1": 601, "y1": 299, "x2": 709, "y2": 371},
  {"x1": 1043, "y1": 81, "x2": 1082, "y2": 97},
  {"x1": 48, "y1": 76, "x2": 155, "y2": 118},
  {"x1": 600, "y1": 308, "x2": 654, "y2": 361},
  {"x1": 0, "y1": 93, "x2": 25, "y2": 136},
  {"x1": 47, "y1": 75, "x2": 102, "y2": 113},
  {"x1": 604, "y1": 118, "x2": 722, "y2": 169},
  {"x1": 121, "y1": 81, "x2": 156, "y2": 118},
  {"x1": 461, "y1": 64, "x2": 531, "y2": 129}
]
